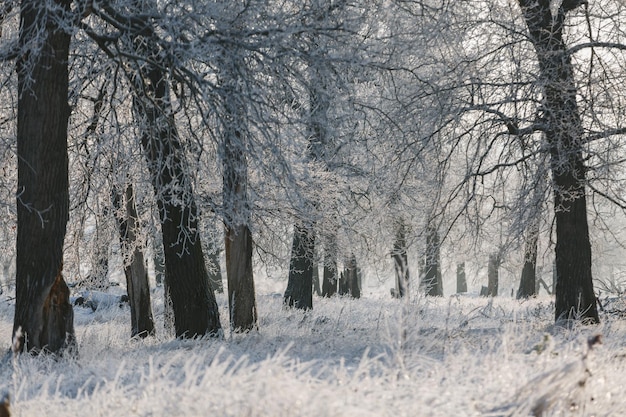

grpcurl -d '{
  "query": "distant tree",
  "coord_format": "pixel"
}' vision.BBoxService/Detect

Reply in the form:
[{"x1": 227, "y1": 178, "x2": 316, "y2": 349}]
[
  {"x1": 487, "y1": 253, "x2": 500, "y2": 297},
  {"x1": 321, "y1": 235, "x2": 339, "y2": 297},
  {"x1": 13, "y1": 0, "x2": 76, "y2": 354},
  {"x1": 391, "y1": 219, "x2": 410, "y2": 298},
  {"x1": 112, "y1": 183, "x2": 155, "y2": 338},
  {"x1": 424, "y1": 224, "x2": 443, "y2": 297},
  {"x1": 456, "y1": 262, "x2": 467, "y2": 293}
]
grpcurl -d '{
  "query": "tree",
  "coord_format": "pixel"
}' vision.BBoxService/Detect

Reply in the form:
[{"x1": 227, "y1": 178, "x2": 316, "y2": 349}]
[
  {"x1": 391, "y1": 219, "x2": 410, "y2": 298},
  {"x1": 517, "y1": 0, "x2": 598, "y2": 323},
  {"x1": 456, "y1": 262, "x2": 467, "y2": 293},
  {"x1": 487, "y1": 253, "x2": 500, "y2": 297},
  {"x1": 122, "y1": 3, "x2": 222, "y2": 337},
  {"x1": 424, "y1": 224, "x2": 443, "y2": 297},
  {"x1": 13, "y1": 0, "x2": 75, "y2": 354},
  {"x1": 112, "y1": 183, "x2": 155, "y2": 338},
  {"x1": 284, "y1": 225, "x2": 315, "y2": 309}
]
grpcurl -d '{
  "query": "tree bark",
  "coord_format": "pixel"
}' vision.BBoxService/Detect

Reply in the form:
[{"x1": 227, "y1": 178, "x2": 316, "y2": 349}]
[
  {"x1": 284, "y1": 225, "x2": 315, "y2": 309},
  {"x1": 424, "y1": 225, "x2": 443, "y2": 297},
  {"x1": 487, "y1": 253, "x2": 499, "y2": 297},
  {"x1": 456, "y1": 262, "x2": 467, "y2": 293},
  {"x1": 112, "y1": 183, "x2": 155, "y2": 338},
  {"x1": 517, "y1": 219, "x2": 539, "y2": 299},
  {"x1": 132, "y1": 31, "x2": 221, "y2": 338},
  {"x1": 518, "y1": 0, "x2": 598, "y2": 323},
  {"x1": 321, "y1": 234, "x2": 338, "y2": 297},
  {"x1": 392, "y1": 220, "x2": 409, "y2": 298},
  {"x1": 13, "y1": 0, "x2": 75, "y2": 354}
]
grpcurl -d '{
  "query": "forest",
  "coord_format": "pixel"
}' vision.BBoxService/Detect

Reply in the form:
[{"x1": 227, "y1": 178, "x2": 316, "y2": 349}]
[{"x1": 1, "y1": 0, "x2": 626, "y2": 415}]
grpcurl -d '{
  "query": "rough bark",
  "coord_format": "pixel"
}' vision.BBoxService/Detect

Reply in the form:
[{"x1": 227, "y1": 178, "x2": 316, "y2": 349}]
[
  {"x1": 284, "y1": 225, "x2": 315, "y2": 310},
  {"x1": 424, "y1": 225, "x2": 443, "y2": 297},
  {"x1": 13, "y1": 0, "x2": 75, "y2": 354},
  {"x1": 112, "y1": 183, "x2": 155, "y2": 338},
  {"x1": 392, "y1": 220, "x2": 409, "y2": 298},
  {"x1": 132, "y1": 28, "x2": 221, "y2": 338},
  {"x1": 518, "y1": 0, "x2": 598, "y2": 323},
  {"x1": 456, "y1": 262, "x2": 467, "y2": 293}
]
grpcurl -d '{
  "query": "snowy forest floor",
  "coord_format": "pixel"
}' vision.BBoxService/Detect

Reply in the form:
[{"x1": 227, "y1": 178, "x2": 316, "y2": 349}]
[{"x1": 1, "y1": 287, "x2": 626, "y2": 416}]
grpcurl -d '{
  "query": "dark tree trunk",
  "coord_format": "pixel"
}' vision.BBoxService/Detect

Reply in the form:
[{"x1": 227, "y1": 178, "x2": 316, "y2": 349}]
[
  {"x1": 222, "y1": 130, "x2": 257, "y2": 331},
  {"x1": 321, "y1": 235, "x2": 338, "y2": 297},
  {"x1": 284, "y1": 225, "x2": 315, "y2": 310},
  {"x1": 345, "y1": 254, "x2": 361, "y2": 299},
  {"x1": 13, "y1": 0, "x2": 75, "y2": 354},
  {"x1": 112, "y1": 183, "x2": 155, "y2": 338},
  {"x1": 392, "y1": 221, "x2": 409, "y2": 298},
  {"x1": 518, "y1": 0, "x2": 598, "y2": 323},
  {"x1": 456, "y1": 262, "x2": 467, "y2": 293},
  {"x1": 133, "y1": 32, "x2": 221, "y2": 338},
  {"x1": 425, "y1": 225, "x2": 443, "y2": 297},
  {"x1": 487, "y1": 253, "x2": 499, "y2": 297},
  {"x1": 517, "y1": 220, "x2": 539, "y2": 299}
]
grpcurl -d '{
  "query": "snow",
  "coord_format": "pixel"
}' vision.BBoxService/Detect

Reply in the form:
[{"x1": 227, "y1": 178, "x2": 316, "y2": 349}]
[{"x1": 0, "y1": 288, "x2": 625, "y2": 416}]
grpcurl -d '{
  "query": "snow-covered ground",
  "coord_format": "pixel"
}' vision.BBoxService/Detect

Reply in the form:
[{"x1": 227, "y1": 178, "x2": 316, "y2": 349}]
[{"x1": 0, "y1": 287, "x2": 625, "y2": 416}]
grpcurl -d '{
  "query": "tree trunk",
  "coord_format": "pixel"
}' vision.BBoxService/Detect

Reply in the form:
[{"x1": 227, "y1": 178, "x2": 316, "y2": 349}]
[
  {"x1": 346, "y1": 254, "x2": 361, "y2": 299},
  {"x1": 487, "y1": 253, "x2": 499, "y2": 297},
  {"x1": 204, "y1": 234, "x2": 224, "y2": 294},
  {"x1": 112, "y1": 183, "x2": 155, "y2": 338},
  {"x1": 13, "y1": 0, "x2": 75, "y2": 355},
  {"x1": 517, "y1": 219, "x2": 539, "y2": 299},
  {"x1": 133, "y1": 33, "x2": 221, "y2": 338},
  {"x1": 312, "y1": 261, "x2": 321, "y2": 296},
  {"x1": 456, "y1": 262, "x2": 467, "y2": 293},
  {"x1": 392, "y1": 220, "x2": 409, "y2": 298},
  {"x1": 518, "y1": 0, "x2": 598, "y2": 323},
  {"x1": 425, "y1": 225, "x2": 443, "y2": 297},
  {"x1": 284, "y1": 225, "x2": 315, "y2": 310},
  {"x1": 222, "y1": 130, "x2": 257, "y2": 332},
  {"x1": 321, "y1": 234, "x2": 338, "y2": 297}
]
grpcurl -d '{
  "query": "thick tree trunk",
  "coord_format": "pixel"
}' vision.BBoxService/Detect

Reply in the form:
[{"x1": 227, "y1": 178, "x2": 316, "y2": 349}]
[
  {"x1": 425, "y1": 225, "x2": 443, "y2": 297},
  {"x1": 487, "y1": 253, "x2": 499, "y2": 297},
  {"x1": 392, "y1": 220, "x2": 409, "y2": 298},
  {"x1": 321, "y1": 234, "x2": 338, "y2": 297},
  {"x1": 518, "y1": 0, "x2": 598, "y2": 323},
  {"x1": 133, "y1": 45, "x2": 221, "y2": 338},
  {"x1": 517, "y1": 219, "x2": 539, "y2": 299},
  {"x1": 284, "y1": 225, "x2": 315, "y2": 310},
  {"x1": 112, "y1": 184, "x2": 155, "y2": 338},
  {"x1": 456, "y1": 262, "x2": 467, "y2": 293},
  {"x1": 13, "y1": 0, "x2": 75, "y2": 354}
]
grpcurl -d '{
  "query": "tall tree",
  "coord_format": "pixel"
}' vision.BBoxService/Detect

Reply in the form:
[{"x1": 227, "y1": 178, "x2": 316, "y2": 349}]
[
  {"x1": 124, "y1": 5, "x2": 221, "y2": 337},
  {"x1": 220, "y1": 47, "x2": 257, "y2": 332},
  {"x1": 13, "y1": 0, "x2": 75, "y2": 354},
  {"x1": 517, "y1": 0, "x2": 598, "y2": 323}
]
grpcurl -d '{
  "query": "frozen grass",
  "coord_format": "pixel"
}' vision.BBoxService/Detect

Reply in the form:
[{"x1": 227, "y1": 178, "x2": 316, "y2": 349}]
[{"x1": 1, "y1": 290, "x2": 626, "y2": 416}]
